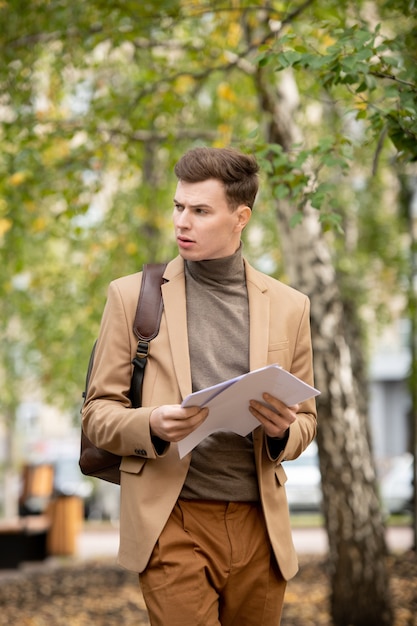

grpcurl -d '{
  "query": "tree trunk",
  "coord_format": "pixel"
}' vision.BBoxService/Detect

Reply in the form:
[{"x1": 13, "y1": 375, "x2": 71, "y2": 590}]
[{"x1": 255, "y1": 66, "x2": 393, "y2": 625}]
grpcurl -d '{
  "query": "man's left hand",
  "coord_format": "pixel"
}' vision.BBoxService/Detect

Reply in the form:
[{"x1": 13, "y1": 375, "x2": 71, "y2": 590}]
[{"x1": 249, "y1": 393, "x2": 298, "y2": 439}]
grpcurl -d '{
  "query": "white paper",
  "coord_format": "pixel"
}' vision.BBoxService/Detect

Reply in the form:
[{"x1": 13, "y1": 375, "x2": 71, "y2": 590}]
[{"x1": 178, "y1": 364, "x2": 320, "y2": 458}]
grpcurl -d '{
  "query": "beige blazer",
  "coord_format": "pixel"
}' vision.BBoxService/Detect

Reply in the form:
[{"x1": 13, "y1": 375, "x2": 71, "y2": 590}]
[{"x1": 82, "y1": 255, "x2": 317, "y2": 580}]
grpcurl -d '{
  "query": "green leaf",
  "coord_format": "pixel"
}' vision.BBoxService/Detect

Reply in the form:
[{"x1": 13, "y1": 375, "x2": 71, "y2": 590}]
[
  {"x1": 273, "y1": 184, "x2": 290, "y2": 200},
  {"x1": 289, "y1": 211, "x2": 304, "y2": 228}
]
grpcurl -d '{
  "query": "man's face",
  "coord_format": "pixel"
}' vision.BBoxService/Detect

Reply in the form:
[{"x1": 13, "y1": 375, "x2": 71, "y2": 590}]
[{"x1": 173, "y1": 178, "x2": 251, "y2": 261}]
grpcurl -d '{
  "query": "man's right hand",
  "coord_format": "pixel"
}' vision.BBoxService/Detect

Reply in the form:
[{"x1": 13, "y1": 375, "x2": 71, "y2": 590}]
[{"x1": 149, "y1": 404, "x2": 209, "y2": 443}]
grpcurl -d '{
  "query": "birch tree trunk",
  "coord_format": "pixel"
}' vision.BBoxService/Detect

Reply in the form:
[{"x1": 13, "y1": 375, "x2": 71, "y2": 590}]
[{"x1": 255, "y1": 67, "x2": 393, "y2": 625}]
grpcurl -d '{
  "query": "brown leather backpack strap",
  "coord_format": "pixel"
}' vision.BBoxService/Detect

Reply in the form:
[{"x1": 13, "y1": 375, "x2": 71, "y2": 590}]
[
  {"x1": 133, "y1": 262, "x2": 167, "y2": 340},
  {"x1": 79, "y1": 262, "x2": 167, "y2": 483},
  {"x1": 130, "y1": 262, "x2": 167, "y2": 408}
]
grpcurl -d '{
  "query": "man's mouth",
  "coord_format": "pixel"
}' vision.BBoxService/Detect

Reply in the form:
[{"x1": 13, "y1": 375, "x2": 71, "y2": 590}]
[{"x1": 177, "y1": 235, "x2": 194, "y2": 243}]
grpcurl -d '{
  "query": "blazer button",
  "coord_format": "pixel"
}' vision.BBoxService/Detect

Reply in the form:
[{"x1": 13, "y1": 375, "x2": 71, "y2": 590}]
[{"x1": 134, "y1": 448, "x2": 147, "y2": 456}]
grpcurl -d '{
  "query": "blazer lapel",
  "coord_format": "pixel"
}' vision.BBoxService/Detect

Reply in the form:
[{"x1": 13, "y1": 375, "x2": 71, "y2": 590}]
[
  {"x1": 162, "y1": 257, "x2": 192, "y2": 400},
  {"x1": 161, "y1": 257, "x2": 270, "y2": 400},
  {"x1": 244, "y1": 261, "x2": 270, "y2": 456},
  {"x1": 245, "y1": 260, "x2": 270, "y2": 372}
]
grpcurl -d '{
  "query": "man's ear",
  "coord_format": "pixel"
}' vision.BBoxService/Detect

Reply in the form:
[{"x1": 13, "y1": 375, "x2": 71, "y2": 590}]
[{"x1": 236, "y1": 205, "x2": 252, "y2": 231}]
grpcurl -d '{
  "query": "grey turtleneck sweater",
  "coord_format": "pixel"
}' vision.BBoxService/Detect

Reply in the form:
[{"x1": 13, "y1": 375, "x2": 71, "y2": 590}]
[{"x1": 180, "y1": 247, "x2": 260, "y2": 502}]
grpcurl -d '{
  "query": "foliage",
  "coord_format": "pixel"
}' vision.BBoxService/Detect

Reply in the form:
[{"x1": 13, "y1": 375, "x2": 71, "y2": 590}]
[
  {"x1": 0, "y1": 0, "x2": 414, "y2": 428},
  {"x1": 253, "y1": 0, "x2": 415, "y2": 332},
  {"x1": 258, "y1": 17, "x2": 417, "y2": 161},
  {"x1": 0, "y1": 554, "x2": 414, "y2": 626}
]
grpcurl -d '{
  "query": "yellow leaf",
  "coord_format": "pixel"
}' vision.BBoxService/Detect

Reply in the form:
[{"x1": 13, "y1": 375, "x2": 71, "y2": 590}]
[
  {"x1": 215, "y1": 124, "x2": 232, "y2": 145},
  {"x1": 227, "y1": 21, "x2": 242, "y2": 47},
  {"x1": 217, "y1": 83, "x2": 236, "y2": 102},
  {"x1": 9, "y1": 171, "x2": 27, "y2": 186},
  {"x1": 175, "y1": 75, "x2": 195, "y2": 94},
  {"x1": 321, "y1": 33, "x2": 336, "y2": 48},
  {"x1": 42, "y1": 140, "x2": 70, "y2": 165},
  {"x1": 354, "y1": 96, "x2": 368, "y2": 111},
  {"x1": 32, "y1": 216, "x2": 48, "y2": 232},
  {"x1": 0, "y1": 218, "x2": 12, "y2": 236},
  {"x1": 126, "y1": 241, "x2": 138, "y2": 255},
  {"x1": 24, "y1": 201, "x2": 37, "y2": 212}
]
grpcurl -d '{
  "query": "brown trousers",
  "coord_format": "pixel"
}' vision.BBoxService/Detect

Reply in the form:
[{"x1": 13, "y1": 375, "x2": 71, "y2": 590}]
[{"x1": 139, "y1": 499, "x2": 287, "y2": 626}]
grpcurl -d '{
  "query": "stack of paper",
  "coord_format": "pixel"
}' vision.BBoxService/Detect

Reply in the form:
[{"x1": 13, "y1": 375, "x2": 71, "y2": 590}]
[{"x1": 178, "y1": 364, "x2": 320, "y2": 458}]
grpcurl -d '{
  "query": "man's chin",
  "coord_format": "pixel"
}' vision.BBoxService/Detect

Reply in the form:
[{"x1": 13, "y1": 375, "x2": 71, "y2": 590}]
[{"x1": 178, "y1": 248, "x2": 202, "y2": 261}]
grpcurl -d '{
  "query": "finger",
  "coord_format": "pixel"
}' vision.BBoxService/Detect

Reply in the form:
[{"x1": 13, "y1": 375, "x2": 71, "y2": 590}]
[
  {"x1": 249, "y1": 399, "x2": 297, "y2": 432},
  {"x1": 169, "y1": 407, "x2": 209, "y2": 441},
  {"x1": 261, "y1": 395, "x2": 300, "y2": 418},
  {"x1": 174, "y1": 406, "x2": 209, "y2": 430},
  {"x1": 248, "y1": 405, "x2": 288, "y2": 438},
  {"x1": 183, "y1": 405, "x2": 209, "y2": 418},
  {"x1": 249, "y1": 403, "x2": 284, "y2": 426},
  {"x1": 262, "y1": 393, "x2": 288, "y2": 413}
]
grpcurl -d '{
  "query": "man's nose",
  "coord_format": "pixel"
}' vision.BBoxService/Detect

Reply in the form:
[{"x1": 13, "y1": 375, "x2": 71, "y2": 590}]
[{"x1": 176, "y1": 209, "x2": 190, "y2": 228}]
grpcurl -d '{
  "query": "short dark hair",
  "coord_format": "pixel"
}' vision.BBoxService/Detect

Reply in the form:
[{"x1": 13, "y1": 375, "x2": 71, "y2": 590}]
[{"x1": 174, "y1": 146, "x2": 259, "y2": 209}]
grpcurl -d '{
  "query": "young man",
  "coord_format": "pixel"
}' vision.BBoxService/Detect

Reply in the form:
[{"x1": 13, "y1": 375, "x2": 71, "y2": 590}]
[{"x1": 82, "y1": 146, "x2": 317, "y2": 626}]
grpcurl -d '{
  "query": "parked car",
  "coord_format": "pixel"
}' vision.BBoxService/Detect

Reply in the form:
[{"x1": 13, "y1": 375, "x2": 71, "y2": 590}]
[
  {"x1": 283, "y1": 441, "x2": 322, "y2": 512},
  {"x1": 380, "y1": 452, "x2": 413, "y2": 514},
  {"x1": 54, "y1": 456, "x2": 94, "y2": 501},
  {"x1": 283, "y1": 441, "x2": 414, "y2": 515}
]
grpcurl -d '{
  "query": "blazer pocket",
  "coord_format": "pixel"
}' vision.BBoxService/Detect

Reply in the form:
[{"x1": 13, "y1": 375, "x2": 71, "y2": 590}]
[
  {"x1": 268, "y1": 340, "x2": 289, "y2": 364},
  {"x1": 120, "y1": 456, "x2": 146, "y2": 475},
  {"x1": 269, "y1": 340, "x2": 289, "y2": 351},
  {"x1": 274, "y1": 463, "x2": 288, "y2": 486}
]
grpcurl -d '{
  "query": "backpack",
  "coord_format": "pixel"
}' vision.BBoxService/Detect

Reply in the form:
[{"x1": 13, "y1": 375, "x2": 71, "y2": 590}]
[{"x1": 79, "y1": 263, "x2": 167, "y2": 484}]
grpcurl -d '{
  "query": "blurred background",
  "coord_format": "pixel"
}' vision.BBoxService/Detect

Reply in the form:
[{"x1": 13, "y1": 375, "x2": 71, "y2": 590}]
[{"x1": 0, "y1": 1, "x2": 416, "y2": 624}]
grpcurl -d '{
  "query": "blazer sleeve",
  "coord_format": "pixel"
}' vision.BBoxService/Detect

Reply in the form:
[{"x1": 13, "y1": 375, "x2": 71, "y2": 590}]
[
  {"x1": 82, "y1": 277, "x2": 162, "y2": 460},
  {"x1": 265, "y1": 293, "x2": 317, "y2": 462}
]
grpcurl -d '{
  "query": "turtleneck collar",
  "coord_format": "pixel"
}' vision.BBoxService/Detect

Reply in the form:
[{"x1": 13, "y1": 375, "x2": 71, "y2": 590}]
[{"x1": 185, "y1": 244, "x2": 245, "y2": 287}]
